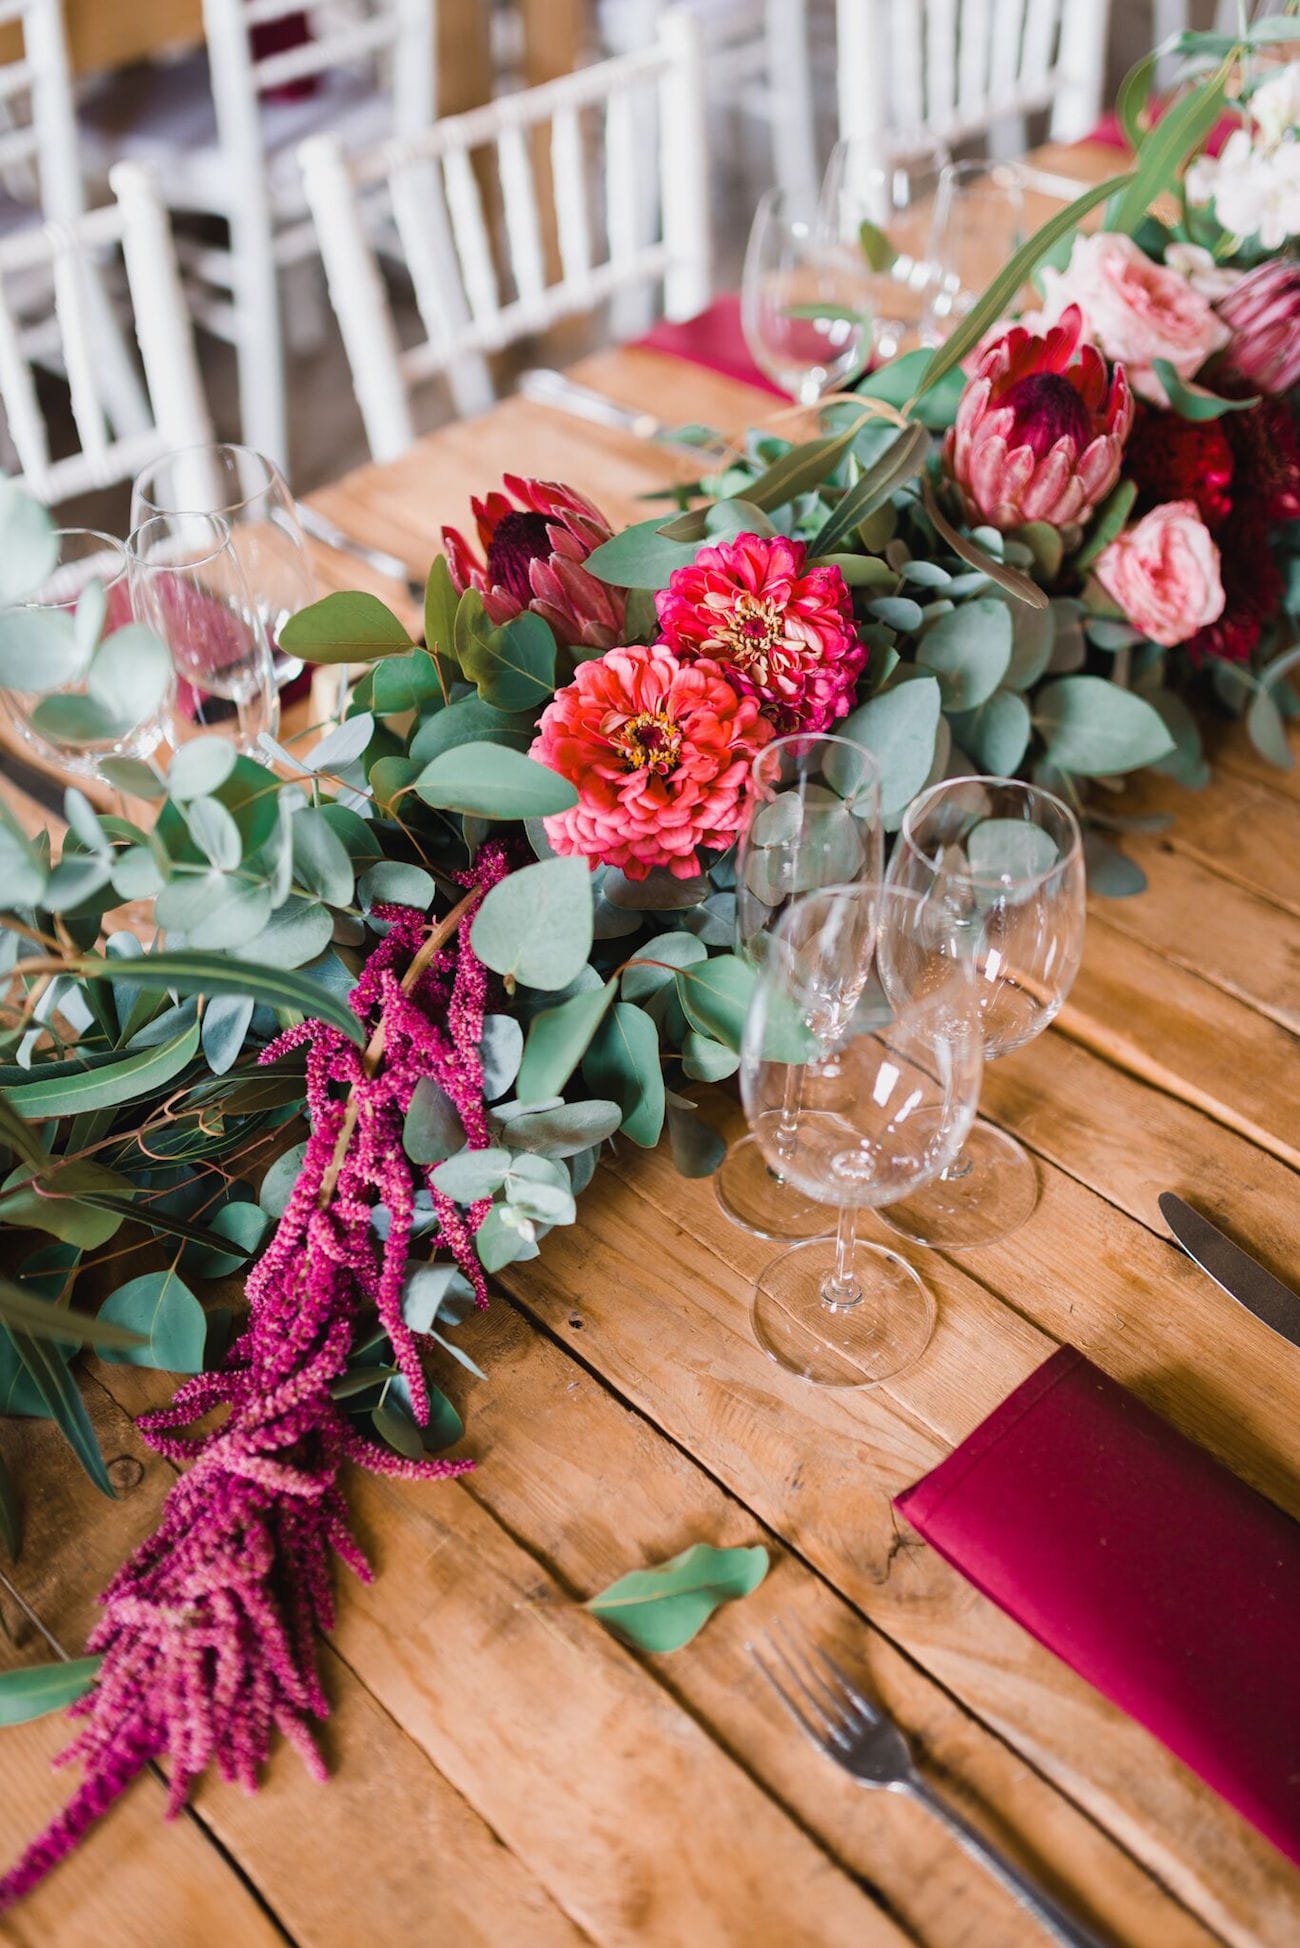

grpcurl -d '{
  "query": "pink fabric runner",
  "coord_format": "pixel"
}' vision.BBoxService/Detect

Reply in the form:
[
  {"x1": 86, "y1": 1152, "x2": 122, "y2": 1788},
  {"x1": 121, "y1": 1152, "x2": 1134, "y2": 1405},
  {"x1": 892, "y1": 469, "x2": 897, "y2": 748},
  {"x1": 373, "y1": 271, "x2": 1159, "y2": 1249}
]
[{"x1": 635, "y1": 295, "x2": 786, "y2": 397}]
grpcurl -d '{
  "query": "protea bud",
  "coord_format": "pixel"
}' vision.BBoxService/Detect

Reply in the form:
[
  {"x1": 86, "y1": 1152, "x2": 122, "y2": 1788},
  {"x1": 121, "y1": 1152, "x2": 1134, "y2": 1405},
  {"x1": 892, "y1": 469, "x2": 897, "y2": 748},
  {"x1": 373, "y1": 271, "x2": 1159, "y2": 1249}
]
[
  {"x1": 1216, "y1": 259, "x2": 1300, "y2": 397},
  {"x1": 441, "y1": 474, "x2": 626, "y2": 650},
  {"x1": 943, "y1": 305, "x2": 1133, "y2": 546}
]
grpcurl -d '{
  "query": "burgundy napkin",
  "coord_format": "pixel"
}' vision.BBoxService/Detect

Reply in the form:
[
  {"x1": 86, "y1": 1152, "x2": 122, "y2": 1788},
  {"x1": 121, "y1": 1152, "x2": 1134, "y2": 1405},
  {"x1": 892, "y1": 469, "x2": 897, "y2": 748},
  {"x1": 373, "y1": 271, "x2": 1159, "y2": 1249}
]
[
  {"x1": 636, "y1": 295, "x2": 787, "y2": 397},
  {"x1": 895, "y1": 1346, "x2": 1300, "y2": 1867}
]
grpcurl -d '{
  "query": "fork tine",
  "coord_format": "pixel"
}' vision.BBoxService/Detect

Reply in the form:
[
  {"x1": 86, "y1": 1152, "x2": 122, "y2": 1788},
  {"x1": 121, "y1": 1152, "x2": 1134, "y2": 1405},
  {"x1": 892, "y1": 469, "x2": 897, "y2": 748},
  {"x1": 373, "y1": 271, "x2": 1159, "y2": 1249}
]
[
  {"x1": 748, "y1": 1641, "x2": 833, "y2": 1753},
  {"x1": 812, "y1": 1642, "x2": 881, "y2": 1727},
  {"x1": 765, "y1": 1623, "x2": 856, "y2": 1748}
]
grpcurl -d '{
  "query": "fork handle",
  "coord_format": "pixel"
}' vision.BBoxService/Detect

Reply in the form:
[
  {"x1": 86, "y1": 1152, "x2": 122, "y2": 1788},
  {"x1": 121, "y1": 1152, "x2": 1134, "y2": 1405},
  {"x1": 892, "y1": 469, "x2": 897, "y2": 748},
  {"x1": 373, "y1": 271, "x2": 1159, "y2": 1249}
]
[{"x1": 908, "y1": 1779, "x2": 1108, "y2": 1947}]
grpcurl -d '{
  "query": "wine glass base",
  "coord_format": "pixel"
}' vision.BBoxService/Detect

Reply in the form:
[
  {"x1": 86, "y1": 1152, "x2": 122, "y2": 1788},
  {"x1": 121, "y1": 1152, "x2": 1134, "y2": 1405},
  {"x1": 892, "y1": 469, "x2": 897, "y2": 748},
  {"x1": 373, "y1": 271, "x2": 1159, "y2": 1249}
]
[
  {"x1": 751, "y1": 1237, "x2": 936, "y2": 1389},
  {"x1": 714, "y1": 1134, "x2": 832, "y2": 1241},
  {"x1": 879, "y1": 1121, "x2": 1038, "y2": 1250}
]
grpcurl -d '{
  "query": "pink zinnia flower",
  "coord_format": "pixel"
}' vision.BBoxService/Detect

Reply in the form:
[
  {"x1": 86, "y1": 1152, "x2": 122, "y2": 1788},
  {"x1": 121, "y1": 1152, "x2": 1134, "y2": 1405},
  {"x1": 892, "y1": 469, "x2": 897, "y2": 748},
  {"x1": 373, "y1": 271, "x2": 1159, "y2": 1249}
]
[
  {"x1": 1215, "y1": 260, "x2": 1300, "y2": 397},
  {"x1": 531, "y1": 641, "x2": 773, "y2": 879},
  {"x1": 654, "y1": 532, "x2": 864, "y2": 734},
  {"x1": 944, "y1": 305, "x2": 1133, "y2": 545},
  {"x1": 442, "y1": 473, "x2": 626, "y2": 649}
]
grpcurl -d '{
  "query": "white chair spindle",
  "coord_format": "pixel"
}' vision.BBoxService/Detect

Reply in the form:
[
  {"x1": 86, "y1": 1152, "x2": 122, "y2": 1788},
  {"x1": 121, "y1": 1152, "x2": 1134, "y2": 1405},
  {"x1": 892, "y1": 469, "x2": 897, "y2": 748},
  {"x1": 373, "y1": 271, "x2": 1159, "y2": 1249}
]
[
  {"x1": 1020, "y1": 0, "x2": 1060, "y2": 93},
  {"x1": 658, "y1": 6, "x2": 709, "y2": 321},
  {"x1": 890, "y1": 0, "x2": 926, "y2": 133},
  {"x1": 551, "y1": 103, "x2": 593, "y2": 289},
  {"x1": 109, "y1": 161, "x2": 212, "y2": 461},
  {"x1": 387, "y1": 152, "x2": 493, "y2": 419},
  {"x1": 49, "y1": 231, "x2": 109, "y2": 471},
  {"x1": 957, "y1": 0, "x2": 992, "y2": 127},
  {"x1": 603, "y1": 82, "x2": 639, "y2": 280},
  {"x1": 497, "y1": 122, "x2": 546, "y2": 310},
  {"x1": 926, "y1": 0, "x2": 959, "y2": 134},
  {"x1": 0, "y1": 274, "x2": 50, "y2": 487},
  {"x1": 442, "y1": 142, "x2": 501, "y2": 332}
]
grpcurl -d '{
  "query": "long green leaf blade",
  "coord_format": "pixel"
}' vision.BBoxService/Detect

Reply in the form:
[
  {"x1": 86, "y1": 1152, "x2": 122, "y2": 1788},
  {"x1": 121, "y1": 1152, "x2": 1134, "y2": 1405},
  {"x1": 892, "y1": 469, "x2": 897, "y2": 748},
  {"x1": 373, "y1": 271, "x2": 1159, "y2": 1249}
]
[
  {"x1": 0, "y1": 1276, "x2": 145, "y2": 1351},
  {"x1": 9, "y1": 1330, "x2": 115, "y2": 1496},
  {"x1": 809, "y1": 423, "x2": 930, "y2": 557},
  {"x1": 1107, "y1": 66, "x2": 1230, "y2": 235},
  {"x1": 74, "y1": 953, "x2": 365, "y2": 1048},
  {"x1": 2, "y1": 1019, "x2": 200, "y2": 1119},
  {"x1": 912, "y1": 172, "x2": 1134, "y2": 404},
  {"x1": 0, "y1": 1656, "x2": 102, "y2": 1726}
]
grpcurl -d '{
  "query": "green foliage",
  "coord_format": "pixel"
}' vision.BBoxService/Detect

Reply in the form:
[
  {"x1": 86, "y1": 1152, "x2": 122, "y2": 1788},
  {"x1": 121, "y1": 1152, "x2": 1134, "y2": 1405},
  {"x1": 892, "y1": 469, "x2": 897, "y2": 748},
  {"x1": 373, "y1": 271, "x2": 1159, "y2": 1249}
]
[
  {"x1": 471, "y1": 856, "x2": 594, "y2": 990},
  {"x1": 0, "y1": 1656, "x2": 102, "y2": 1725},
  {"x1": 279, "y1": 590, "x2": 413, "y2": 663},
  {"x1": 98, "y1": 1269, "x2": 206, "y2": 1373},
  {"x1": 585, "y1": 1542, "x2": 769, "y2": 1652}
]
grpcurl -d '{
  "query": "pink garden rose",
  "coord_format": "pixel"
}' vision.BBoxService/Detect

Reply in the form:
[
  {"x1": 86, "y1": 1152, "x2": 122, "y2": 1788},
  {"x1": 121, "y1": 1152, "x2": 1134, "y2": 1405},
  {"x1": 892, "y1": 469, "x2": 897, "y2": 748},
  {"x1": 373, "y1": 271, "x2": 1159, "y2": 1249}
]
[
  {"x1": 944, "y1": 305, "x2": 1132, "y2": 543},
  {"x1": 531, "y1": 640, "x2": 773, "y2": 879},
  {"x1": 1033, "y1": 232, "x2": 1230, "y2": 406},
  {"x1": 655, "y1": 532, "x2": 864, "y2": 734},
  {"x1": 1094, "y1": 500, "x2": 1226, "y2": 648}
]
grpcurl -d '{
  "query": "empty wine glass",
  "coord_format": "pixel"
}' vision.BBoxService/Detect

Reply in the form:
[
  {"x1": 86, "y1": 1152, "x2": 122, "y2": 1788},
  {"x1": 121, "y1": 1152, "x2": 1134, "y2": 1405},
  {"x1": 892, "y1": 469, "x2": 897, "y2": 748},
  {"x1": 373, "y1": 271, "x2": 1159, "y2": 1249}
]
[
  {"x1": 819, "y1": 134, "x2": 950, "y2": 360},
  {"x1": 921, "y1": 157, "x2": 1025, "y2": 344},
  {"x1": 127, "y1": 512, "x2": 279, "y2": 756},
  {"x1": 717, "y1": 732, "x2": 883, "y2": 1240},
  {"x1": 741, "y1": 186, "x2": 876, "y2": 404},
  {"x1": 880, "y1": 776, "x2": 1086, "y2": 1247},
  {"x1": 131, "y1": 443, "x2": 316, "y2": 686},
  {"x1": 741, "y1": 881, "x2": 982, "y2": 1388},
  {"x1": 1, "y1": 529, "x2": 166, "y2": 781}
]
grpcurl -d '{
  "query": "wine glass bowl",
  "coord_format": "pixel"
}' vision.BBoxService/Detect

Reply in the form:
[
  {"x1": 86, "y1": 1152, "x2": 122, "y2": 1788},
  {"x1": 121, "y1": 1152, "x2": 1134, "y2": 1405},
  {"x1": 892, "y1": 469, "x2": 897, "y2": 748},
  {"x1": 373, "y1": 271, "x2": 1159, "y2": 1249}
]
[
  {"x1": 922, "y1": 157, "x2": 1025, "y2": 344},
  {"x1": 740, "y1": 882, "x2": 983, "y2": 1389},
  {"x1": 819, "y1": 134, "x2": 950, "y2": 361},
  {"x1": 717, "y1": 733, "x2": 882, "y2": 1241},
  {"x1": 741, "y1": 187, "x2": 876, "y2": 405},
  {"x1": 880, "y1": 776, "x2": 1086, "y2": 1247}
]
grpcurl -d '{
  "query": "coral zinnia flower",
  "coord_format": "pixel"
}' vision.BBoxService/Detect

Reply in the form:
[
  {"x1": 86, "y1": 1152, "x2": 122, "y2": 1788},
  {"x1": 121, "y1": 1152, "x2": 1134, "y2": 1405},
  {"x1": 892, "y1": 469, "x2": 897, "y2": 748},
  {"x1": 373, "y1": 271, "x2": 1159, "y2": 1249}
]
[
  {"x1": 654, "y1": 532, "x2": 864, "y2": 734},
  {"x1": 442, "y1": 474, "x2": 626, "y2": 649},
  {"x1": 944, "y1": 305, "x2": 1133, "y2": 545},
  {"x1": 531, "y1": 641, "x2": 773, "y2": 879}
]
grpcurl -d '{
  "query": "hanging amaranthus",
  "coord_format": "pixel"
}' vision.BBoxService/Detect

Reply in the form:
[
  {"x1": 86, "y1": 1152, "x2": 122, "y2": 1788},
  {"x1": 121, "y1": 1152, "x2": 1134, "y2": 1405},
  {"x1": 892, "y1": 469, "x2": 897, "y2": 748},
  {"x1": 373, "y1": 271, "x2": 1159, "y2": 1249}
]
[{"x1": 0, "y1": 846, "x2": 509, "y2": 1910}]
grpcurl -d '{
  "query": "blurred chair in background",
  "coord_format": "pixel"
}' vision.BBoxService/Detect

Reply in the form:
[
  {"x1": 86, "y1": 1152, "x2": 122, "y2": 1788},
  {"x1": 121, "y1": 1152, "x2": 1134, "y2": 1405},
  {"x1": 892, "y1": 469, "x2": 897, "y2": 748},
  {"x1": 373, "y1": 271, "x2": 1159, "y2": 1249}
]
[
  {"x1": 299, "y1": 7, "x2": 709, "y2": 461},
  {"x1": 79, "y1": 0, "x2": 437, "y2": 469},
  {"x1": 0, "y1": 160, "x2": 211, "y2": 507},
  {"x1": 835, "y1": 0, "x2": 1112, "y2": 163}
]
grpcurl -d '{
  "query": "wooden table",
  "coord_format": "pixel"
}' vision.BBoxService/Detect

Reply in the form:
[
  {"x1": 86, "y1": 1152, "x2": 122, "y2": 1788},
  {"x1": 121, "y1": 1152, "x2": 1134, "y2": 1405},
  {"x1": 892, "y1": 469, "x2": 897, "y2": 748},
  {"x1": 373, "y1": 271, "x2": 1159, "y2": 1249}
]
[{"x1": 3, "y1": 182, "x2": 1300, "y2": 1948}]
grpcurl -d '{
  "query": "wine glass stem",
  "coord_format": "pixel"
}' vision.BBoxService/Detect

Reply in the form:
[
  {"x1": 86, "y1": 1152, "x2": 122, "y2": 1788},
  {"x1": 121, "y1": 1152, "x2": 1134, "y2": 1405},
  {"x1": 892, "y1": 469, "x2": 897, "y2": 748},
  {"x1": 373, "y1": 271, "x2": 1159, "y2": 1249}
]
[
  {"x1": 772, "y1": 1065, "x2": 805, "y2": 1179},
  {"x1": 821, "y1": 1204, "x2": 862, "y2": 1311},
  {"x1": 939, "y1": 1147, "x2": 975, "y2": 1184}
]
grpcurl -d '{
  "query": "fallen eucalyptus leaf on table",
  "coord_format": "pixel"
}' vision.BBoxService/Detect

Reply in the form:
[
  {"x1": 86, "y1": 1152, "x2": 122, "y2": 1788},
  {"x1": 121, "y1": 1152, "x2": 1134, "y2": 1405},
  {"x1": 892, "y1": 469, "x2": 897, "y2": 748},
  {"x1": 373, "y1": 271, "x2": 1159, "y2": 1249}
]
[{"x1": 585, "y1": 1542, "x2": 770, "y2": 1653}]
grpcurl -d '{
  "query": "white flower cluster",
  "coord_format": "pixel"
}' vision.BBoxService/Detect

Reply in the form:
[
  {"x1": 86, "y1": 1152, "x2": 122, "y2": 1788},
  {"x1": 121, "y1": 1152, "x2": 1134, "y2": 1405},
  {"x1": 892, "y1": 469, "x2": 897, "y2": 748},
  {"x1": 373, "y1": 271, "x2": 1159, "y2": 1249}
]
[{"x1": 1186, "y1": 60, "x2": 1300, "y2": 251}]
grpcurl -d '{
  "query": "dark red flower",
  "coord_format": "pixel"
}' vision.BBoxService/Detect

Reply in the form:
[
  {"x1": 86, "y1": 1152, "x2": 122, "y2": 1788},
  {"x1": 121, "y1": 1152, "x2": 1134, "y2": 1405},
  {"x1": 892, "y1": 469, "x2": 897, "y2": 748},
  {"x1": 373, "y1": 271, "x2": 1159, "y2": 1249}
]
[
  {"x1": 1183, "y1": 507, "x2": 1281, "y2": 665},
  {"x1": 1122, "y1": 405, "x2": 1235, "y2": 531},
  {"x1": 1223, "y1": 395, "x2": 1300, "y2": 527}
]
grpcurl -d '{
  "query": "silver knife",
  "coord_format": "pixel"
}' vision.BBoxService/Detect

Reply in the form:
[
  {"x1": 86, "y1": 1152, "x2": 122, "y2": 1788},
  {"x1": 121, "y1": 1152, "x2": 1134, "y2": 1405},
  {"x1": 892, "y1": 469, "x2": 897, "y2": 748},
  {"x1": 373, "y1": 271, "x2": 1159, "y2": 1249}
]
[
  {"x1": 1160, "y1": 1193, "x2": 1300, "y2": 1347},
  {"x1": 295, "y1": 500, "x2": 425, "y2": 605},
  {"x1": 517, "y1": 368, "x2": 729, "y2": 465}
]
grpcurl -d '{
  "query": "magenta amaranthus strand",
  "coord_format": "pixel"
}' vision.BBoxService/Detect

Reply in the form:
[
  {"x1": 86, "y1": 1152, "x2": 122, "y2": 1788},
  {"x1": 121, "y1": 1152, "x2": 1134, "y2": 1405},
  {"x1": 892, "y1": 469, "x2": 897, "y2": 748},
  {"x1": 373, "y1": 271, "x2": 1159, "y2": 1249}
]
[{"x1": 0, "y1": 850, "x2": 509, "y2": 1911}]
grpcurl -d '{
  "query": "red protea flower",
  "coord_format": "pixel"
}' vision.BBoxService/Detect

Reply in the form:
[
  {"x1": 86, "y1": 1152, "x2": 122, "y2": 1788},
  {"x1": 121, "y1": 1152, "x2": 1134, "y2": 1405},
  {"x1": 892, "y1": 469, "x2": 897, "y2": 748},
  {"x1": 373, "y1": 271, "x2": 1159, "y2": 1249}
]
[
  {"x1": 1216, "y1": 260, "x2": 1300, "y2": 397},
  {"x1": 1123, "y1": 404, "x2": 1235, "y2": 531},
  {"x1": 531, "y1": 640, "x2": 773, "y2": 878},
  {"x1": 654, "y1": 532, "x2": 864, "y2": 734},
  {"x1": 441, "y1": 474, "x2": 626, "y2": 650},
  {"x1": 944, "y1": 304, "x2": 1134, "y2": 544}
]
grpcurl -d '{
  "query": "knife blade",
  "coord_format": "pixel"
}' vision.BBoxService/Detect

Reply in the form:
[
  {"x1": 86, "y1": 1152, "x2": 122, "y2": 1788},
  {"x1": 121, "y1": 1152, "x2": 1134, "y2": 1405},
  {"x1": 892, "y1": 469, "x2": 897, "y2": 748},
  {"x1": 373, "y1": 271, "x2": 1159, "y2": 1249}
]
[
  {"x1": 517, "y1": 368, "x2": 729, "y2": 465},
  {"x1": 295, "y1": 501, "x2": 425, "y2": 606},
  {"x1": 1159, "y1": 1192, "x2": 1300, "y2": 1347}
]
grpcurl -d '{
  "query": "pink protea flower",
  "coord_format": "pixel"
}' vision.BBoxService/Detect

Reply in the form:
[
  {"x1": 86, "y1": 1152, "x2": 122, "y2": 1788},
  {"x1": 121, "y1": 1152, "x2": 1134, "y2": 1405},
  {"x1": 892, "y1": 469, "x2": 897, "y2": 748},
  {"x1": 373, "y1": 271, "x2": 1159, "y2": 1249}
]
[
  {"x1": 655, "y1": 532, "x2": 864, "y2": 733},
  {"x1": 531, "y1": 640, "x2": 773, "y2": 879},
  {"x1": 1215, "y1": 259, "x2": 1300, "y2": 397},
  {"x1": 943, "y1": 305, "x2": 1134, "y2": 545},
  {"x1": 441, "y1": 473, "x2": 626, "y2": 649}
]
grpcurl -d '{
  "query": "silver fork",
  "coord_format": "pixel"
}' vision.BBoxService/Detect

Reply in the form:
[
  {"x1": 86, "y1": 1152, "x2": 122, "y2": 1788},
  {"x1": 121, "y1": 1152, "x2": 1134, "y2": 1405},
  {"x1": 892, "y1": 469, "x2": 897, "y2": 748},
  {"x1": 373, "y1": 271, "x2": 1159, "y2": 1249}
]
[{"x1": 751, "y1": 1625, "x2": 1108, "y2": 1948}]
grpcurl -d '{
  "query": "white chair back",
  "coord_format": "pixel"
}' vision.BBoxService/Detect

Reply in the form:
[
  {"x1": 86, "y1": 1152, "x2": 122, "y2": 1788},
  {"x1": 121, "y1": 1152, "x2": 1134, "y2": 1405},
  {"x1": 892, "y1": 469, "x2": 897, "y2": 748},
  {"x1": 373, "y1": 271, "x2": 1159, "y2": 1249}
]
[
  {"x1": 299, "y1": 7, "x2": 710, "y2": 461},
  {"x1": 0, "y1": 0, "x2": 82, "y2": 223},
  {"x1": 836, "y1": 0, "x2": 1111, "y2": 157},
  {"x1": 0, "y1": 162, "x2": 212, "y2": 505}
]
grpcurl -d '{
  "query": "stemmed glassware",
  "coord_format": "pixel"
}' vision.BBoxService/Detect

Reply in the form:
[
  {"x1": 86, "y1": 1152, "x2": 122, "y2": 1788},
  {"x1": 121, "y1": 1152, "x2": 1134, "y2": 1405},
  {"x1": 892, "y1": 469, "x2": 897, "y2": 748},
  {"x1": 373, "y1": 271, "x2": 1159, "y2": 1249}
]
[
  {"x1": 716, "y1": 733, "x2": 883, "y2": 1239},
  {"x1": 1, "y1": 529, "x2": 167, "y2": 781},
  {"x1": 880, "y1": 776, "x2": 1087, "y2": 1248},
  {"x1": 740, "y1": 882, "x2": 983, "y2": 1389},
  {"x1": 127, "y1": 511, "x2": 280, "y2": 756},
  {"x1": 741, "y1": 186, "x2": 877, "y2": 404},
  {"x1": 819, "y1": 135, "x2": 950, "y2": 361},
  {"x1": 921, "y1": 157, "x2": 1025, "y2": 344},
  {"x1": 130, "y1": 443, "x2": 316, "y2": 686}
]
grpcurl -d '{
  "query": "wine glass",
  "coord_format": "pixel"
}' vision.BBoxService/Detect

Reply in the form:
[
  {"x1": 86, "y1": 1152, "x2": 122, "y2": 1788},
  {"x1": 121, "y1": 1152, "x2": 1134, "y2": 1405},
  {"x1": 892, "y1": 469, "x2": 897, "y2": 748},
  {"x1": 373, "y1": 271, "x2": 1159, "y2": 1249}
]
[
  {"x1": 819, "y1": 134, "x2": 950, "y2": 361},
  {"x1": 740, "y1": 881, "x2": 983, "y2": 1388},
  {"x1": 131, "y1": 443, "x2": 316, "y2": 686},
  {"x1": 126, "y1": 511, "x2": 280, "y2": 756},
  {"x1": 1, "y1": 529, "x2": 166, "y2": 781},
  {"x1": 921, "y1": 157, "x2": 1025, "y2": 344},
  {"x1": 741, "y1": 186, "x2": 876, "y2": 405},
  {"x1": 880, "y1": 776, "x2": 1086, "y2": 1247},
  {"x1": 716, "y1": 732, "x2": 883, "y2": 1240}
]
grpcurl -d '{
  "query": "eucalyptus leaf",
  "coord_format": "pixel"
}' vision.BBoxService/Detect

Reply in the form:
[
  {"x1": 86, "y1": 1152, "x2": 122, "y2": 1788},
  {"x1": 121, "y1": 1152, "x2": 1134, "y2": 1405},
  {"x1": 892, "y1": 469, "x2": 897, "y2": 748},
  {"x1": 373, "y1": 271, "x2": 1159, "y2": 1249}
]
[
  {"x1": 99, "y1": 1268, "x2": 206, "y2": 1373},
  {"x1": 917, "y1": 599, "x2": 1012, "y2": 710},
  {"x1": 292, "y1": 807, "x2": 355, "y2": 908},
  {"x1": 496, "y1": 1098, "x2": 622, "y2": 1156},
  {"x1": 280, "y1": 591, "x2": 413, "y2": 664},
  {"x1": 9, "y1": 1329, "x2": 113, "y2": 1493},
  {"x1": 674, "y1": 956, "x2": 756, "y2": 1053},
  {"x1": 357, "y1": 861, "x2": 435, "y2": 912},
  {"x1": 948, "y1": 691, "x2": 1031, "y2": 777},
  {"x1": 0, "y1": 1275, "x2": 144, "y2": 1351},
  {"x1": 583, "y1": 515, "x2": 709, "y2": 588},
  {"x1": 259, "y1": 1140, "x2": 310, "y2": 1218},
  {"x1": 835, "y1": 677, "x2": 943, "y2": 827},
  {"x1": 1036, "y1": 676, "x2": 1175, "y2": 776},
  {"x1": 582, "y1": 1002, "x2": 665, "y2": 1148},
  {"x1": 0, "y1": 1656, "x2": 102, "y2": 1726},
  {"x1": 431, "y1": 1146, "x2": 512, "y2": 1203},
  {"x1": 0, "y1": 610, "x2": 85, "y2": 692},
  {"x1": 403, "y1": 1075, "x2": 465, "y2": 1165},
  {"x1": 585, "y1": 1542, "x2": 769, "y2": 1652},
  {"x1": 0, "y1": 482, "x2": 57, "y2": 605},
  {"x1": 471, "y1": 855, "x2": 593, "y2": 991},
  {"x1": 416, "y1": 744, "x2": 578, "y2": 822},
  {"x1": 480, "y1": 1014, "x2": 525, "y2": 1101},
  {"x1": 516, "y1": 978, "x2": 616, "y2": 1102},
  {"x1": 168, "y1": 737, "x2": 237, "y2": 801},
  {"x1": 665, "y1": 1097, "x2": 728, "y2": 1177}
]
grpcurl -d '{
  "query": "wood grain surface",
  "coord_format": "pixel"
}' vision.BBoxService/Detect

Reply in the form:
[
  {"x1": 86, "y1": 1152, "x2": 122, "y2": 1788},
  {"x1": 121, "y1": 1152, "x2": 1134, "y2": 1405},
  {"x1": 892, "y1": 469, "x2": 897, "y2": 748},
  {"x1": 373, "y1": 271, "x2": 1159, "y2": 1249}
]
[{"x1": 2, "y1": 140, "x2": 1298, "y2": 1947}]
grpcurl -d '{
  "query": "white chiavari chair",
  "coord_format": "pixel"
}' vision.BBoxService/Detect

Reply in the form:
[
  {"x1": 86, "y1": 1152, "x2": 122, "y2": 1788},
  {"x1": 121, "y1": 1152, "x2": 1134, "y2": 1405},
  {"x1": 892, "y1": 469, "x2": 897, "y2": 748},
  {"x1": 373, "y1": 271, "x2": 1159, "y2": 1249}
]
[
  {"x1": 0, "y1": 162, "x2": 211, "y2": 507},
  {"x1": 298, "y1": 7, "x2": 710, "y2": 463},
  {"x1": 835, "y1": 0, "x2": 1112, "y2": 162},
  {"x1": 80, "y1": 0, "x2": 436, "y2": 469}
]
